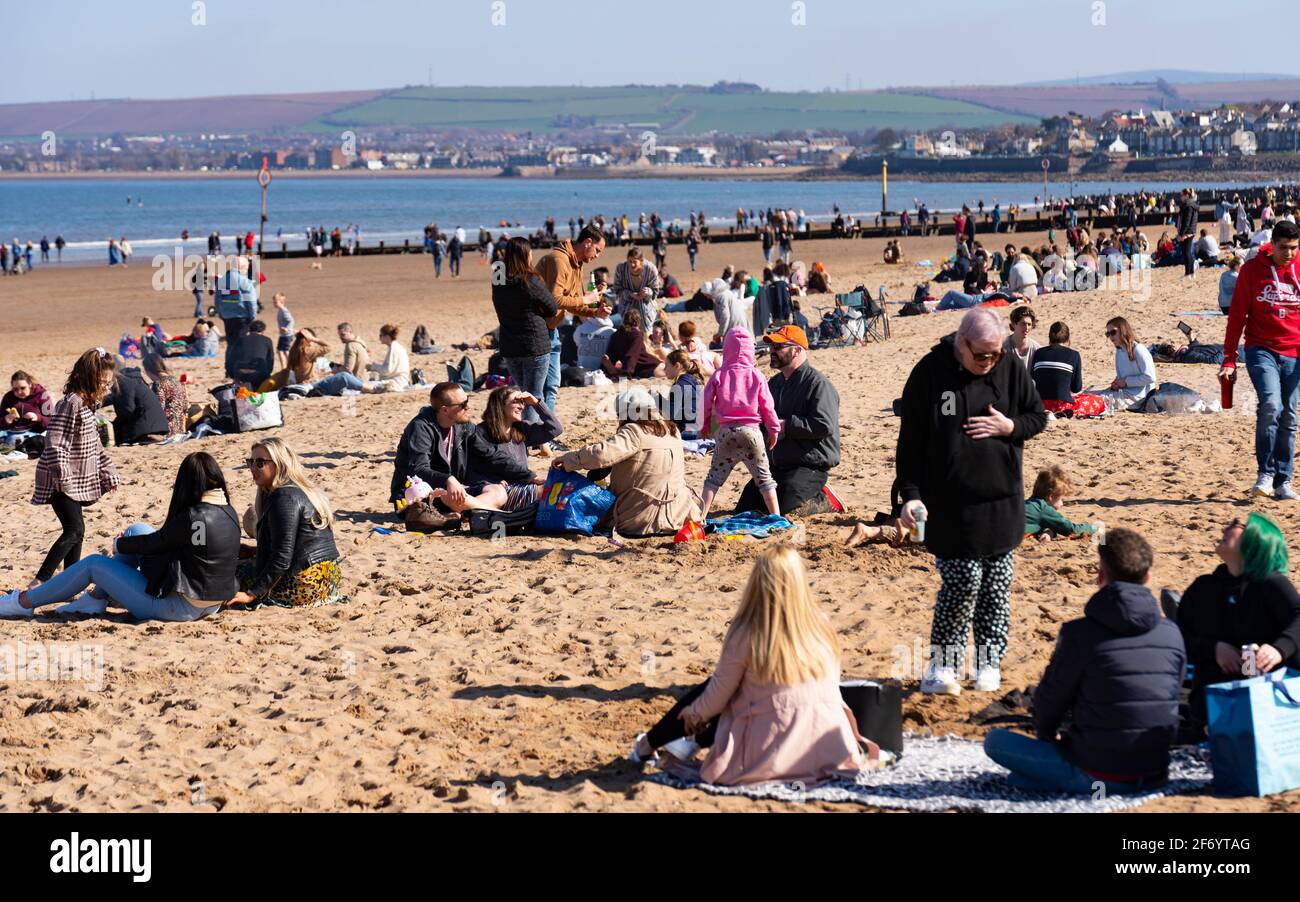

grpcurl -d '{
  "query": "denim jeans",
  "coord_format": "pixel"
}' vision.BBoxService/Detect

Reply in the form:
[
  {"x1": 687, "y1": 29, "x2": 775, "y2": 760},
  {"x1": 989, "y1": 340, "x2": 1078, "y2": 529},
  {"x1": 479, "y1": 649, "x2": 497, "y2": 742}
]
[
  {"x1": 1245, "y1": 345, "x2": 1300, "y2": 485},
  {"x1": 983, "y1": 730, "x2": 1150, "y2": 796},
  {"x1": 544, "y1": 330, "x2": 562, "y2": 413},
  {"x1": 937, "y1": 290, "x2": 986, "y2": 311},
  {"x1": 312, "y1": 372, "x2": 366, "y2": 396},
  {"x1": 26, "y1": 523, "x2": 217, "y2": 622},
  {"x1": 506, "y1": 354, "x2": 551, "y2": 425}
]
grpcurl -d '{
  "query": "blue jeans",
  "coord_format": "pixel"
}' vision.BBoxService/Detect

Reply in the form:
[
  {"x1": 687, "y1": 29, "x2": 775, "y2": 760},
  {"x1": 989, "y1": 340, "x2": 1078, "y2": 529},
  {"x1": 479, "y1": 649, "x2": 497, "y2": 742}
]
[
  {"x1": 25, "y1": 523, "x2": 217, "y2": 622},
  {"x1": 506, "y1": 354, "x2": 551, "y2": 425},
  {"x1": 984, "y1": 730, "x2": 1149, "y2": 795},
  {"x1": 313, "y1": 372, "x2": 366, "y2": 396},
  {"x1": 937, "y1": 290, "x2": 986, "y2": 311},
  {"x1": 432, "y1": 255, "x2": 442, "y2": 277},
  {"x1": 544, "y1": 330, "x2": 562, "y2": 413},
  {"x1": 1245, "y1": 346, "x2": 1300, "y2": 484}
]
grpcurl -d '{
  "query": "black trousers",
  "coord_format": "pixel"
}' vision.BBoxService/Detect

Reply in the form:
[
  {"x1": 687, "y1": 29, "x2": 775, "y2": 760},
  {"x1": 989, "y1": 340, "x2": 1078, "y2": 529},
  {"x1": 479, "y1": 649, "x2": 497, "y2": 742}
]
[
  {"x1": 222, "y1": 316, "x2": 250, "y2": 378},
  {"x1": 736, "y1": 465, "x2": 828, "y2": 515},
  {"x1": 646, "y1": 682, "x2": 719, "y2": 750},
  {"x1": 1182, "y1": 237, "x2": 1196, "y2": 276},
  {"x1": 37, "y1": 492, "x2": 85, "y2": 582}
]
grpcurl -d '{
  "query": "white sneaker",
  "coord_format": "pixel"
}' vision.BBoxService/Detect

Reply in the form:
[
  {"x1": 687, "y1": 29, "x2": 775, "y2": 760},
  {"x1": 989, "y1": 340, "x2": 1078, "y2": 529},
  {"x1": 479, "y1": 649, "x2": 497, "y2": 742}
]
[
  {"x1": 628, "y1": 732, "x2": 656, "y2": 766},
  {"x1": 973, "y1": 666, "x2": 1002, "y2": 692},
  {"x1": 1252, "y1": 474, "x2": 1274, "y2": 497},
  {"x1": 0, "y1": 591, "x2": 33, "y2": 619},
  {"x1": 1277, "y1": 482, "x2": 1300, "y2": 502},
  {"x1": 56, "y1": 593, "x2": 109, "y2": 616},
  {"x1": 920, "y1": 665, "x2": 962, "y2": 696},
  {"x1": 660, "y1": 737, "x2": 701, "y2": 761}
]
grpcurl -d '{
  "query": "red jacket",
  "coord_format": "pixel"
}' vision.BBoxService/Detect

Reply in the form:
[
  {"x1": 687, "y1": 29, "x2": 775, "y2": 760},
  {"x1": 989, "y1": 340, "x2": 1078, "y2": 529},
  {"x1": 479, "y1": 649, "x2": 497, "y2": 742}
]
[{"x1": 1224, "y1": 246, "x2": 1300, "y2": 367}]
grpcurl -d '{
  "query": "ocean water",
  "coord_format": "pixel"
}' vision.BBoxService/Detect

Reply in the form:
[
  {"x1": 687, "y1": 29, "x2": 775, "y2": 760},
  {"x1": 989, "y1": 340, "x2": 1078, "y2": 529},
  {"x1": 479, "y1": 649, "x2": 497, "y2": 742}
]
[{"x1": 0, "y1": 175, "x2": 1268, "y2": 264}]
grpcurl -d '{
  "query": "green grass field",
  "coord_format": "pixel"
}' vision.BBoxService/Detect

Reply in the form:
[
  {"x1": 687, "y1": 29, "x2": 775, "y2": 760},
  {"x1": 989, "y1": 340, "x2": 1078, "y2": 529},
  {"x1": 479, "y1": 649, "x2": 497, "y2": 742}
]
[{"x1": 307, "y1": 86, "x2": 1034, "y2": 135}]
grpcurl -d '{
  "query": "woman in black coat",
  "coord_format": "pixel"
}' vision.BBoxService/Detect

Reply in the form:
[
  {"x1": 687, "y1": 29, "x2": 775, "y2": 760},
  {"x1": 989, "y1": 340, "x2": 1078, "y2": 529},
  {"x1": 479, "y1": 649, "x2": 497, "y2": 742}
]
[
  {"x1": 105, "y1": 366, "x2": 169, "y2": 444},
  {"x1": 896, "y1": 308, "x2": 1047, "y2": 696},
  {"x1": 1178, "y1": 513, "x2": 1300, "y2": 732},
  {"x1": 492, "y1": 237, "x2": 558, "y2": 425}
]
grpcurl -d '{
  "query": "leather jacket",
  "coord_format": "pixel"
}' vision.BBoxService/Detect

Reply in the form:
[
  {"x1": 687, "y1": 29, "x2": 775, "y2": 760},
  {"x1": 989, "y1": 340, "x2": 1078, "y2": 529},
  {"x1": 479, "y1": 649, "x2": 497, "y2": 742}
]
[
  {"x1": 117, "y1": 503, "x2": 241, "y2": 602},
  {"x1": 249, "y1": 483, "x2": 339, "y2": 598}
]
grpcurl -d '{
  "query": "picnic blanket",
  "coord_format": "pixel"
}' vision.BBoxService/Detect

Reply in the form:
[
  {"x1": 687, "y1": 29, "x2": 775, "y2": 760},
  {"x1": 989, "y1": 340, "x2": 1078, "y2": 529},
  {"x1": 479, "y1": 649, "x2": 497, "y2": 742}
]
[
  {"x1": 649, "y1": 734, "x2": 1213, "y2": 813},
  {"x1": 705, "y1": 512, "x2": 793, "y2": 538}
]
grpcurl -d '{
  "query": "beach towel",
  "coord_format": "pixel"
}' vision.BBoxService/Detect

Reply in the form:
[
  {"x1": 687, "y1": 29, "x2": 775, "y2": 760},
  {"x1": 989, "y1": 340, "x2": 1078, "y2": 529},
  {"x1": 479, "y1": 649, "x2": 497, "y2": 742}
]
[
  {"x1": 705, "y1": 512, "x2": 793, "y2": 538},
  {"x1": 648, "y1": 735, "x2": 1212, "y2": 813}
]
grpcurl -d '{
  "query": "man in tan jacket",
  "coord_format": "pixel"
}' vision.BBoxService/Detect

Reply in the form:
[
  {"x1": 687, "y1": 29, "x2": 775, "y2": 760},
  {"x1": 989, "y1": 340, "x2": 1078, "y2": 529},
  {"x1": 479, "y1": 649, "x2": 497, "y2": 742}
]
[
  {"x1": 333, "y1": 322, "x2": 371, "y2": 377},
  {"x1": 535, "y1": 224, "x2": 607, "y2": 412}
]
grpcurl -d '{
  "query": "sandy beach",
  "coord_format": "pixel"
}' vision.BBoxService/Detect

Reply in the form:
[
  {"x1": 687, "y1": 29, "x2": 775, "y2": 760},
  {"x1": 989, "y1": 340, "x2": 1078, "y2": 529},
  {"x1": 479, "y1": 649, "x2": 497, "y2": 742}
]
[{"x1": 0, "y1": 229, "x2": 1293, "y2": 813}]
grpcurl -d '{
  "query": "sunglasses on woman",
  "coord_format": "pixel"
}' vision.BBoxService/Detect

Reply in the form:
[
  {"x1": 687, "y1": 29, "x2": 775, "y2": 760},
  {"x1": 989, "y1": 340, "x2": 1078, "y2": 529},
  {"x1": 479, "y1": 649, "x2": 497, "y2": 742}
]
[
  {"x1": 1105, "y1": 329, "x2": 1119, "y2": 337},
  {"x1": 246, "y1": 457, "x2": 273, "y2": 470}
]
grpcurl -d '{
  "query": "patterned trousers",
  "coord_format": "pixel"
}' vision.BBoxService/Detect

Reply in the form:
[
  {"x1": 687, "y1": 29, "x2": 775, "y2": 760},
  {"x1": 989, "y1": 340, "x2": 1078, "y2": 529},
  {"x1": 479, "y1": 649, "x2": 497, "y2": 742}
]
[{"x1": 929, "y1": 551, "x2": 1014, "y2": 672}]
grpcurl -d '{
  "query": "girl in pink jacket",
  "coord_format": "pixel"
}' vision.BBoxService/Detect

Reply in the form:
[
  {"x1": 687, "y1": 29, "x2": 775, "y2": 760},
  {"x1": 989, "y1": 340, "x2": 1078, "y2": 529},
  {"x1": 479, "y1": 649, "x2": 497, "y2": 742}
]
[
  {"x1": 629, "y1": 546, "x2": 866, "y2": 785},
  {"x1": 697, "y1": 329, "x2": 781, "y2": 519}
]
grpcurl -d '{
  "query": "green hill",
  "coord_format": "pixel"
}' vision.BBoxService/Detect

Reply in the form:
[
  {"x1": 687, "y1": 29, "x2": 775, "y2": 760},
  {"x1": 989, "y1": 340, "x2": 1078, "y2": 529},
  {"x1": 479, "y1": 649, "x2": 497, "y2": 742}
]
[{"x1": 308, "y1": 85, "x2": 1033, "y2": 135}]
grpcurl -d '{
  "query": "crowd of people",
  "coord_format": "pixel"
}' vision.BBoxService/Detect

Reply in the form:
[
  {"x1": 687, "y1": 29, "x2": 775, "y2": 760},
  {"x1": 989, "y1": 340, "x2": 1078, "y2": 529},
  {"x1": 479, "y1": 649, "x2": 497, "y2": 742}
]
[{"x1": 8, "y1": 183, "x2": 1300, "y2": 804}]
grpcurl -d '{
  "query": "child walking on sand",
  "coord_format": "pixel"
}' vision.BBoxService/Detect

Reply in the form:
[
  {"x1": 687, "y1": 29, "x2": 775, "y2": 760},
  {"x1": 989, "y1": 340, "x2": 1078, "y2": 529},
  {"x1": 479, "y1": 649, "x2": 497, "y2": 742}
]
[
  {"x1": 697, "y1": 329, "x2": 781, "y2": 519},
  {"x1": 1024, "y1": 466, "x2": 1097, "y2": 540}
]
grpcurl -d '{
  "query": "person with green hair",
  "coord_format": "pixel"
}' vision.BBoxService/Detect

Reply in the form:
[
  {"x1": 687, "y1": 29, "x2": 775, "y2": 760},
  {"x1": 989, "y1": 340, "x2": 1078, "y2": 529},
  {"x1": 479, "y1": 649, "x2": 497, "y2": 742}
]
[{"x1": 1177, "y1": 513, "x2": 1300, "y2": 735}]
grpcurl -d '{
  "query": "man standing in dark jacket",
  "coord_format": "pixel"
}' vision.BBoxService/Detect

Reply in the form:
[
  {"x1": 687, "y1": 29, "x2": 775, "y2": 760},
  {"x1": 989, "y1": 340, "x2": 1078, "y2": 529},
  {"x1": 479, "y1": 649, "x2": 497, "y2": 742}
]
[
  {"x1": 985, "y1": 529, "x2": 1186, "y2": 794},
  {"x1": 104, "y1": 368, "x2": 169, "y2": 445},
  {"x1": 735, "y1": 325, "x2": 841, "y2": 516},
  {"x1": 897, "y1": 308, "x2": 1047, "y2": 696},
  {"x1": 1176, "y1": 187, "x2": 1200, "y2": 279}
]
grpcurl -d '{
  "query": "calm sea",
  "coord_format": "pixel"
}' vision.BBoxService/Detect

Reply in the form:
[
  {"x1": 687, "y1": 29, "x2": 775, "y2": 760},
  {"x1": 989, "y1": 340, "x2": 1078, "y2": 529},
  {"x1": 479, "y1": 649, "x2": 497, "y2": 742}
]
[{"x1": 0, "y1": 175, "x2": 1270, "y2": 264}]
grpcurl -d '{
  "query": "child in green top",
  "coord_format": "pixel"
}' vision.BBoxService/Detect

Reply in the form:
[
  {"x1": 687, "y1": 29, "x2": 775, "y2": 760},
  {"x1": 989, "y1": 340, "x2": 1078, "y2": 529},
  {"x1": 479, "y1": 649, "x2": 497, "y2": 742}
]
[{"x1": 1025, "y1": 466, "x2": 1097, "y2": 540}]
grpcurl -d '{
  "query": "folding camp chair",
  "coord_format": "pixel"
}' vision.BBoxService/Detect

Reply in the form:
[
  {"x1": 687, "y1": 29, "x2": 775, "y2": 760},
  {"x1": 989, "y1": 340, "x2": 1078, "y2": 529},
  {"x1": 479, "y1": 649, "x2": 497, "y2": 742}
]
[
  {"x1": 861, "y1": 287, "x2": 892, "y2": 343},
  {"x1": 812, "y1": 291, "x2": 867, "y2": 348}
]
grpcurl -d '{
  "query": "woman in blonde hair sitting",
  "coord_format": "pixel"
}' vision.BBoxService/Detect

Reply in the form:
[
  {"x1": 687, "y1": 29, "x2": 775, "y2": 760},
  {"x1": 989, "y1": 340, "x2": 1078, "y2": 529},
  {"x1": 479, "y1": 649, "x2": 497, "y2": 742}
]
[
  {"x1": 229, "y1": 437, "x2": 343, "y2": 609},
  {"x1": 630, "y1": 545, "x2": 866, "y2": 784}
]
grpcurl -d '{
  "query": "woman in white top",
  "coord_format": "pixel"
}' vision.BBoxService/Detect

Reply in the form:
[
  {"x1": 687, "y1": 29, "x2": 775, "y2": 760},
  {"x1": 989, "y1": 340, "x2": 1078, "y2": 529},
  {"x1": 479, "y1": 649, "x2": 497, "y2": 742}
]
[
  {"x1": 364, "y1": 324, "x2": 411, "y2": 394},
  {"x1": 1097, "y1": 316, "x2": 1157, "y2": 412}
]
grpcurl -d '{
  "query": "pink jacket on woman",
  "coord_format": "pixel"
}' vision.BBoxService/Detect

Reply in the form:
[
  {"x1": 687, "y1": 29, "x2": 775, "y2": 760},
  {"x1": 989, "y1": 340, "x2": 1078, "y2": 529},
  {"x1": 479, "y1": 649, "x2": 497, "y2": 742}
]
[
  {"x1": 699, "y1": 330, "x2": 781, "y2": 437},
  {"x1": 683, "y1": 628, "x2": 865, "y2": 786}
]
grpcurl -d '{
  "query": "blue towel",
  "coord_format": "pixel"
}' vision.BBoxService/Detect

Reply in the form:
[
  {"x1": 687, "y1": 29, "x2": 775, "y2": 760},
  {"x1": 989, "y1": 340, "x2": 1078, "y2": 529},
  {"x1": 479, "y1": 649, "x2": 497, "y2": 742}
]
[{"x1": 705, "y1": 513, "x2": 794, "y2": 538}]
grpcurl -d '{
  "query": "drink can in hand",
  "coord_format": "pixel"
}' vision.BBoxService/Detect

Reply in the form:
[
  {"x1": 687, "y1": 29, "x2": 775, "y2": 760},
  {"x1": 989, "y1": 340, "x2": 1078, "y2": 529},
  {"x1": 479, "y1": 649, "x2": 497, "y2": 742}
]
[
  {"x1": 1220, "y1": 374, "x2": 1235, "y2": 410},
  {"x1": 910, "y1": 508, "x2": 927, "y2": 544}
]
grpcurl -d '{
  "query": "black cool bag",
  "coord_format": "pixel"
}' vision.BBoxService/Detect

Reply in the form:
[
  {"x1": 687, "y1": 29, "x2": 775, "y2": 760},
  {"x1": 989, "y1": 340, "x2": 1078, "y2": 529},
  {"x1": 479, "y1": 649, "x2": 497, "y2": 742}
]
[
  {"x1": 840, "y1": 680, "x2": 904, "y2": 755},
  {"x1": 468, "y1": 503, "x2": 538, "y2": 538}
]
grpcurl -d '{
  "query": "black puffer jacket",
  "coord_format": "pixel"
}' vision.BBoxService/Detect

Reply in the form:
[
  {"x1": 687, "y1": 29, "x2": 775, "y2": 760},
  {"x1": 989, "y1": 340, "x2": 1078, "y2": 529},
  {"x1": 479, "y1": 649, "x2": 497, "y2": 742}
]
[
  {"x1": 117, "y1": 502, "x2": 241, "y2": 602},
  {"x1": 492, "y1": 274, "x2": 559, "y2": 359},
  {"x1": 248, "y1": 483, "x2": 339, "y2": 599},
  {"x1": 105, "y1": 368, "x2": 169, "y2": 445},
  {"x1": 896, "y1": 333, "x2": 1047, "y2": 559},
  {"x1": 1034, "y1": 581, "x2": 1187, "y2": 778}
]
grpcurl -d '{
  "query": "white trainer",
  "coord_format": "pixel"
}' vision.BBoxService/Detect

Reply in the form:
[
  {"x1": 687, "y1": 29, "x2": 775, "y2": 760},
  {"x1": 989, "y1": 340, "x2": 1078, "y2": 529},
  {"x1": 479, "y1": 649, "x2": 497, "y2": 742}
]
[
  {"x1": 920, "y1": 665, "x2": 962, "y2": 696},
  {"x1": 1277, "y1": 482, "x2": 1300, "y2": 502},
  {"x1": 1253, "y1": 474, "x2": 1274, "y2": 497},
  {"x1": 973, "y1": 666, "x2": 1002, "y2": 692},
  {"x1": 56, "y1": 593, "x2": 109, "y2": 616},
  {"x1": 660, "y1": 737, "x2": 701, "y2": 760},
  {"x1": 0, "y1": 591, "x2": 33, "y2": 619}
]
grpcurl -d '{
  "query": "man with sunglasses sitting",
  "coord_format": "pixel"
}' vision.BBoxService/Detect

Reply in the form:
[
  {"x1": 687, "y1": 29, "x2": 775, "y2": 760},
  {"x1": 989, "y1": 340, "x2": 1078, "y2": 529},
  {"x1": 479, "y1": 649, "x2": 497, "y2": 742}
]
[
  {"x1": 897, "y1": 308, "x2": 1048, "y2": 696},
  {"x1": 390, "y1": 382, "x2": 509, "y2": 531}
]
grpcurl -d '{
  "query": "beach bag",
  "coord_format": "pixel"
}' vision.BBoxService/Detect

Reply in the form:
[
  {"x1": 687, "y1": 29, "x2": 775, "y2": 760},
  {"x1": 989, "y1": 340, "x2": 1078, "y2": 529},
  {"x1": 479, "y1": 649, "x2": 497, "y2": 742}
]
[
  {"x1": 534, "y1": 470, "x2": 616, "y2": 536},
  {"x1": 468, "y1": 504, "x2": 538, "y2": 538},
  {"x1": 447, "y1": 356, "x2": 475, "y2": 392},
  {"x1": 1206, "y1": 669, "x2": 1300, "y2": 797},
  {"x1": 1137, "y1": 382, "x2": 1208, "y2": 415},
  {"x1": 234, "y1": 390, "x2": 283, "y2": 433},
  {"x1": 840, "y1": 680, "x2": 904, "y2": 755}
]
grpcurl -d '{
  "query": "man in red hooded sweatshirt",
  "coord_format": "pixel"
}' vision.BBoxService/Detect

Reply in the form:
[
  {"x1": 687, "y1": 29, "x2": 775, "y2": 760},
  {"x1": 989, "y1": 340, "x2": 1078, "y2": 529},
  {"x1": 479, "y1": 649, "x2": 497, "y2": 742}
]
[{"x1": 1221, "y1": 219, "x2": 1300, "y2": 500}]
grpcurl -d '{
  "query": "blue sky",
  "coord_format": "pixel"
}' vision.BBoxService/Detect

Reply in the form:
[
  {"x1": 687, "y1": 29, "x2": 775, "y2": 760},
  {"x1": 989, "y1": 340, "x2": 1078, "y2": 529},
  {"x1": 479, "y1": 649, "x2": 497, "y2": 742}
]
[{"x1": 6, "y1": 0, "x2": 1277, "y2": 104}]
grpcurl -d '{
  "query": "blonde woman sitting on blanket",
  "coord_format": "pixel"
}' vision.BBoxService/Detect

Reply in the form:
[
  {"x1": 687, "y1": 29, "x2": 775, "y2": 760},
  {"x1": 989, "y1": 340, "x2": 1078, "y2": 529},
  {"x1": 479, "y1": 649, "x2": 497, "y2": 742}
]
[{"x1": 629, "y1": 545, "x2": 868, "y2": 785}]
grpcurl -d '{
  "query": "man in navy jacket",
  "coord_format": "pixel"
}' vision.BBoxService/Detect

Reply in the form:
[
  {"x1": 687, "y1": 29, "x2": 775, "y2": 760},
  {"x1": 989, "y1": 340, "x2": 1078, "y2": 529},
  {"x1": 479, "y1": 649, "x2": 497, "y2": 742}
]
[{"x1": 984, "y1": 529, "x2": 1186, "y2": 794}]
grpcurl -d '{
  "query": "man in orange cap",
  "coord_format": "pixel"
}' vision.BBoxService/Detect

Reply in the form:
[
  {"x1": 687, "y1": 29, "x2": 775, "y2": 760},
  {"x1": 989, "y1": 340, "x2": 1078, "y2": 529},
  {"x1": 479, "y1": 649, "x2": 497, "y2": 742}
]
[{"x1": 734, "y1": 325, "x2": 843, "y2": 516}]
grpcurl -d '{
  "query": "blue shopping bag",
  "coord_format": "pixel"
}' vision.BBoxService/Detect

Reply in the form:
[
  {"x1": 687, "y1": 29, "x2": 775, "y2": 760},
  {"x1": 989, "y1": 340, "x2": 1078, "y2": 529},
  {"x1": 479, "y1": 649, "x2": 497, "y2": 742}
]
[
  {"x1": 1206, "y1": 668, "x2": 1300, "y2": 797},
  {"x1": 534, "y1": 470, "x2": 616, "y2": 536}
]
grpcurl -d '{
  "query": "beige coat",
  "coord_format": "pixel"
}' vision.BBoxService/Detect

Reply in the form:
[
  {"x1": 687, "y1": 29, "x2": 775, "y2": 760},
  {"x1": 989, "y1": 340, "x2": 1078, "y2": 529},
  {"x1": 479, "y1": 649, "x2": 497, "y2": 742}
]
[
  {"x1": 558, "y1": 422, "x2": 700, "y2": 537},
  {"x1": 685, "y1": 629, "x2": 865, "y2": 786}
]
